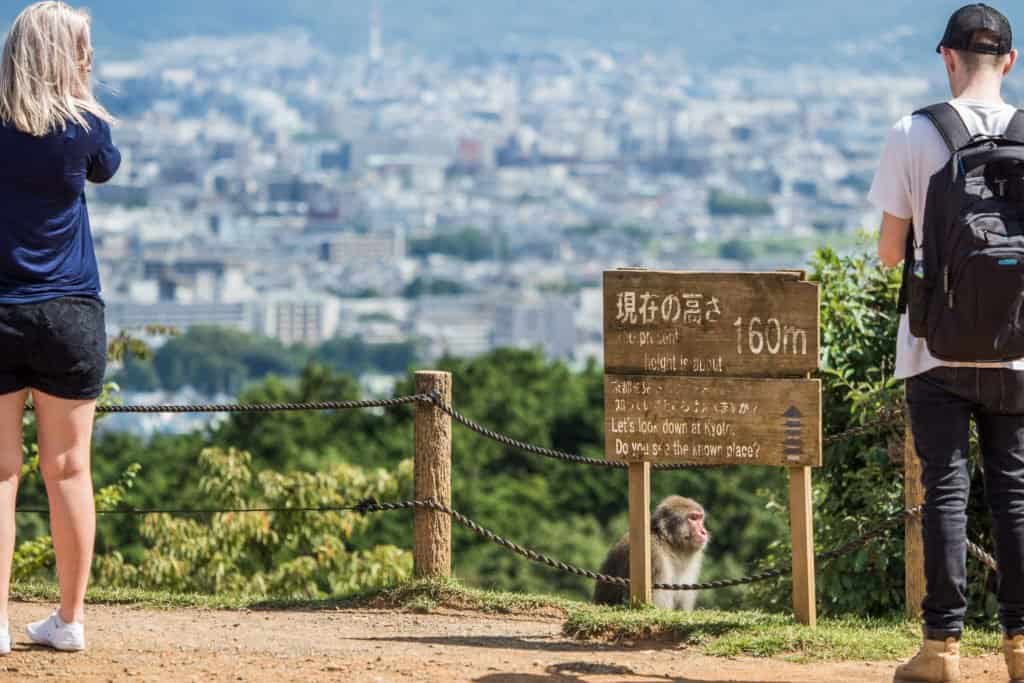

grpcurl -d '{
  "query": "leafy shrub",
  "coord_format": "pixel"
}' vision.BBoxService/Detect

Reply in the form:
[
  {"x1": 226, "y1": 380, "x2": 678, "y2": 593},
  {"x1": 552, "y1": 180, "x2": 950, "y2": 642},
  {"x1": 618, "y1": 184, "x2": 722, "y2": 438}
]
[
  {"x1": 94, "y1": 448, "x2": 413, "y2": 598},
  {"x1": 13, "y1": 454, "x2": 140, "y2": 582},
  {"x1": 753, "y1": 246, "x2": 999, "y2": 621}
]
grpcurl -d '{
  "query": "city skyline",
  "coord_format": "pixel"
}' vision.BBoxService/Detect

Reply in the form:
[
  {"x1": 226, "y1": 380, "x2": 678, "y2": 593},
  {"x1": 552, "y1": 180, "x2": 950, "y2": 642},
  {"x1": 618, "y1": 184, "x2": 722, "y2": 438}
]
[{"x1": 18, "y1": 3, "x2": 1013, "y2": 435}]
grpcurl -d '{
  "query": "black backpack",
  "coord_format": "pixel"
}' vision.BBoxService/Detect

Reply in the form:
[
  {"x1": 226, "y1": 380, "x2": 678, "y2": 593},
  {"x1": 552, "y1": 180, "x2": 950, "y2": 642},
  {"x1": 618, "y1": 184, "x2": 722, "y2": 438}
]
[{"x1": 900, "y1": 102, "x2": 1024, "y2": 362}]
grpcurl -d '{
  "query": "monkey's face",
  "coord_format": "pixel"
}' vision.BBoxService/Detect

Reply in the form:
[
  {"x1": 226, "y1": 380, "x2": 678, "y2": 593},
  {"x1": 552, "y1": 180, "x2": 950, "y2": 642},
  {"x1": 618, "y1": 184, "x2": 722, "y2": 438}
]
[
  {"x1": 658, "y1": 501, "x2": 709, "y2": 553},
  {"x1": 680, "y1": 507, "x2": 709, "y2": 552}
]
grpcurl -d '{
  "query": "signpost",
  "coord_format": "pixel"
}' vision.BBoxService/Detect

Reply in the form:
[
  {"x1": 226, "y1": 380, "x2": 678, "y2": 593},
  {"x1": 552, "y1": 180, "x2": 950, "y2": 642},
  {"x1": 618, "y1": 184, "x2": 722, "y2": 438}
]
[{"x1": 603, "y1": 269, "x2": 822, "y2": 626}]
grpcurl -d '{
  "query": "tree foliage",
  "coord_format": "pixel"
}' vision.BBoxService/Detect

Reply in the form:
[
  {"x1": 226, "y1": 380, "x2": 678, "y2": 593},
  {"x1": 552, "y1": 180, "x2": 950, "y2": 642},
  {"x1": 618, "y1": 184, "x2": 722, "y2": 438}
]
[
  {"x1": 751, "y1": 247, "x2": 907, "y2": 616},
  {"x1": 708, "y1": 188, "x2": 774, "y2": 217},
  {"x1": 94, "y1": 448, "x2": 412, "y2": 598},
  {"x1": 753, "y1": 247, "x2": 999, "y2": 622},
  {"x1": 409, "y1": 227, "x2": 500, "y2": 261},
  {"x1": 112, "y1": 327, "x2": 418, "y2": 393}
]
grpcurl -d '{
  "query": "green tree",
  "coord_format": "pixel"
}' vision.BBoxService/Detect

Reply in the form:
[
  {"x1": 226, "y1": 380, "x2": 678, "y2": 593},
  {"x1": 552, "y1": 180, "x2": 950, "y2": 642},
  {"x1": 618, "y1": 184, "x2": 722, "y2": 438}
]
[
  {"x1": 409, "y1": 227, "x2": 498, "y2": 261},
  {"x1": 209, "y1": 363, "x2": 400, "y2": 472},
  {"x1": 113, "y1": 356, "x2": 161, "y2": 391},
  {"x1": 114, "y1": 330, "x2": 420, "y2": 392},
  {"x1": 708, "y1": 189, "x2": 774, "y2": 217},
  {"x1": 719, "y1": 239, "x2": 756, "y2": 262},
  {"x1": 401, "y1": 277, "x2": 468, "y2": 298},
  {"x1": 312, "y1": 337, "x2": 417, "y2": 376},
  {"x1": 149, "y1": 326, "x2": 302, "y2": 394}
]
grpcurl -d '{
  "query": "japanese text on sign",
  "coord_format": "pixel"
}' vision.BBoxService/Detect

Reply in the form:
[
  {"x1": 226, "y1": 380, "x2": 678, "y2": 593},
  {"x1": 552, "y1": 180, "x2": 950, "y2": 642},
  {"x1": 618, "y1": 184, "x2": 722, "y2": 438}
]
[
  {"x1": 615, "y1": 291, "x2": 722, "y2": 326},
  {"x1": 604, "y1": 271, "x2": 820, "y2": 378}
]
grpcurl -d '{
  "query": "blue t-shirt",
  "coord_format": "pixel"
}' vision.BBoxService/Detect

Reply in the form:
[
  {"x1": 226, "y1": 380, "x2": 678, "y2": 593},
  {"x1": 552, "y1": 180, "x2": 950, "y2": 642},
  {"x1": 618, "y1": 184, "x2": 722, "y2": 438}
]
[{"x1": 0, "y1": 112, "x2": 120, "y2": 303}]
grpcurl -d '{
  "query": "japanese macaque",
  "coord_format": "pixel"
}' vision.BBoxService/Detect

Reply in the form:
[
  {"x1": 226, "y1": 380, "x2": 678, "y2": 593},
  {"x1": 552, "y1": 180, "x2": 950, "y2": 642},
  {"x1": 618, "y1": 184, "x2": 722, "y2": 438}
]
[{"x1": 593, "y1": 496, "x2": 709, "y2": 610}]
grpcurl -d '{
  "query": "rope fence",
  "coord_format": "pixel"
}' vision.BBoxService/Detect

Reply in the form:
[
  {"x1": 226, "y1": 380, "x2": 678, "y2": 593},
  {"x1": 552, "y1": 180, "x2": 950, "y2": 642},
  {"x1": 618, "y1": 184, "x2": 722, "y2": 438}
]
[
  {"x1": 13, "y1": 384, "x2": 963, "y2": 598},
  {"x1": 14, "y1": 499, "x2": 998, "y2": 591},
  {"x1": 28, "y1": 390, "x2": 905, "y2": 472}
]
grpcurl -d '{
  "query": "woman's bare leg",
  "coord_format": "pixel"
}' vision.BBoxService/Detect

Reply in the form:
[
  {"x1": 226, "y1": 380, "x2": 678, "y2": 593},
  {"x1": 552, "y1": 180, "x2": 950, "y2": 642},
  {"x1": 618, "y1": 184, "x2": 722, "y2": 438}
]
[
  {"x1": 0, "y1": 388, "x2": 28, "y2": 626},
  {"x1": 33, "y1": 389, "x2": 96, "y2": 624}
]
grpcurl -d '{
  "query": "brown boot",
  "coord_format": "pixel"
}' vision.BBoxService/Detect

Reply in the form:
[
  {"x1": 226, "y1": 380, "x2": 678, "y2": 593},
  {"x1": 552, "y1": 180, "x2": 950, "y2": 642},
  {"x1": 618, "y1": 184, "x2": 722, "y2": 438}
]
[
  {"x1": 1005, "y1": 634, "x2": 1024, "y2": 682},
  {"x1": 893, "y1": 637, "x2": 960, "y2": 683}
]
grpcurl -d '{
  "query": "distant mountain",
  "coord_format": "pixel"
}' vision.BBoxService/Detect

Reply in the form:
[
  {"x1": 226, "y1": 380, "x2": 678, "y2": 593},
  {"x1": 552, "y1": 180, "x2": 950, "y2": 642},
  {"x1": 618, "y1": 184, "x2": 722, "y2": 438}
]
[{"x1": 0, "y1": 0, "x2": 1018, "y2": 68}]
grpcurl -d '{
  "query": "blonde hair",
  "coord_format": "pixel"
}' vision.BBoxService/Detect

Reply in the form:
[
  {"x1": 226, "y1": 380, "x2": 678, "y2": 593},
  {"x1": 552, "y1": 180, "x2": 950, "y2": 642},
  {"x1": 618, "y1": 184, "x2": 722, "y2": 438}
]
[{"x1": 0, "y1": 2, "x2": 113, "y2": 136}]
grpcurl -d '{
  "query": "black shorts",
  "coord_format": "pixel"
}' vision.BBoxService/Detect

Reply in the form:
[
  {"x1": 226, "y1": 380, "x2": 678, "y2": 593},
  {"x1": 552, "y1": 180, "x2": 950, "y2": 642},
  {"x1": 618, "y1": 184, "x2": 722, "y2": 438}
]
[{"x1": 0, "y1": 294, "x2": 107, "y2": 400}]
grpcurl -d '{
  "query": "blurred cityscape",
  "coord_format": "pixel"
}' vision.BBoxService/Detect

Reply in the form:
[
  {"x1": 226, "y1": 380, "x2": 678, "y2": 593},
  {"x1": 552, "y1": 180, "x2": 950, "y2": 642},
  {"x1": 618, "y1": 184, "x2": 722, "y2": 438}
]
[{"x1": 89, "y1": 8, "x2": 957, "y2": 428}]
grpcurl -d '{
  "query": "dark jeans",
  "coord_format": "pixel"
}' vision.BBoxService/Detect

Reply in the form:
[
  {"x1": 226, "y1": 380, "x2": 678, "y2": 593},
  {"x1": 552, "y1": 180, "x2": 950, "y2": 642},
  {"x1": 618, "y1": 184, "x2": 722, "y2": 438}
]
[{"x1": 906, "y1": 366, "x2": 1024, "y2": 638}]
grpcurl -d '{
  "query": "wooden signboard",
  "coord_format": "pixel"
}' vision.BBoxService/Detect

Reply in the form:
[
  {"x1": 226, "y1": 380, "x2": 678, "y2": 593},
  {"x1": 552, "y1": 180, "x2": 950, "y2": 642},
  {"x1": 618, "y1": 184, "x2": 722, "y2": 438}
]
[
  {"x1": 604, "y1": 270, "x2": 819, "y2": 377},
  {"x1": 604, "y1": 375, "x2": 822, "y2": 467},
  {"x1": 603, "y1": 269, "x2": 821, "y2": 627}
]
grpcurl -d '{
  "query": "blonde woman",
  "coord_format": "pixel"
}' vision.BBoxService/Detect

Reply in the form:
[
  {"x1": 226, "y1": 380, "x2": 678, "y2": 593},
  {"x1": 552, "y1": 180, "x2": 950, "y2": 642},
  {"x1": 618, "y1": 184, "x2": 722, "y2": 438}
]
[{"x1": 0, "y1": 2, "x2": 120, "y2": 653}]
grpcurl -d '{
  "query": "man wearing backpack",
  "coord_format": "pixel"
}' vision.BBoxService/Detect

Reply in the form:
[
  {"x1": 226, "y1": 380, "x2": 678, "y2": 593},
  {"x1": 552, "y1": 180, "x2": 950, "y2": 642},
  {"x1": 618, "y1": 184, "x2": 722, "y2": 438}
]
[{"x1": 870, "y1": 4, "x2": 1024, "y2": 682}]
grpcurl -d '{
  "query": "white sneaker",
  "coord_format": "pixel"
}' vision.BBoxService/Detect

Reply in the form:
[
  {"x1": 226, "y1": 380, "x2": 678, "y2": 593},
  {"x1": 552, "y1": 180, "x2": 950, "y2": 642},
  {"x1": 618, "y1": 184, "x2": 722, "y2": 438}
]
[
  {"x1": 0, "y1": 624, "x2": 9, "y2": 655},
  {"x1": 26, "y1": 612, "x2": 85, "y2": 651}
]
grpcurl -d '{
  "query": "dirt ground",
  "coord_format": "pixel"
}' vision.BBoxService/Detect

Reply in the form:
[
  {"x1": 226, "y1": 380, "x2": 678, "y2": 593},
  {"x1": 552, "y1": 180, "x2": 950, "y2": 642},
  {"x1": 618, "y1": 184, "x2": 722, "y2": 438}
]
[{"x1": 0, "y1": 601, "x2": 1009, "y2": 682}]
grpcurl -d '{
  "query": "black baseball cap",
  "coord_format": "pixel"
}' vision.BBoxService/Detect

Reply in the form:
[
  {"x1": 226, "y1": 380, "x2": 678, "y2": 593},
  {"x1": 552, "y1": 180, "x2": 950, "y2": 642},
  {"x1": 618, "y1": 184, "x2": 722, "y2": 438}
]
[{"x1": 936, "y1": 3, "x2": 1013, "y2": 55}]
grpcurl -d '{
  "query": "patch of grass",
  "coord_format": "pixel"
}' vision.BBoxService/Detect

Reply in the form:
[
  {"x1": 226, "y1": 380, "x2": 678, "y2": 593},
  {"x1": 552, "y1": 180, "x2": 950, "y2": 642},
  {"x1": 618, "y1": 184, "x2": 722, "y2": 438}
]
[
  {"x1": 10, "y1": 577, "x2": 568, "y2": 616},
  {"x1": 12, "y1": 581, "x2": 263, "y2": 610},
  {"x1": 562, "y1": 602, "x2": 1002, "y2": 662},
  {"x1": 405, "y1": 595, "x2": 438, "y2": 614},
  {"x1": 562, "y1": 603, "x2": 782, "y2": 645}
]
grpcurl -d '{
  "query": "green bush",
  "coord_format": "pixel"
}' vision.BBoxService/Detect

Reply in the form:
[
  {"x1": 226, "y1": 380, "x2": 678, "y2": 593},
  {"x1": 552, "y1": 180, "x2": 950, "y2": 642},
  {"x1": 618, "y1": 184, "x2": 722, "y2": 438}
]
[
  {"x1": 753, "y1": 247, "x2": 995, "y2": 622},
  {"x1": 94, "y1": 448, "x2": 413, "y2": 598}
]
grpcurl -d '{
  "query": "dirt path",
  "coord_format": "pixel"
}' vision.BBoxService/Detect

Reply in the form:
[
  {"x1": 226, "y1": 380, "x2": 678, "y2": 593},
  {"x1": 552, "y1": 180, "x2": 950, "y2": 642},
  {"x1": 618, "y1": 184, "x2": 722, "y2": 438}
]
[{"x1": 0, "y1": 600, "x2": 1007, "y2": 682}]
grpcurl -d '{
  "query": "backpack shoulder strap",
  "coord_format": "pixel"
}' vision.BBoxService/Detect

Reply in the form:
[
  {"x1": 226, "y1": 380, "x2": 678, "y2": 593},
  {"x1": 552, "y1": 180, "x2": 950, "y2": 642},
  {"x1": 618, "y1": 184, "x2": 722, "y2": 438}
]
[
  {"x1": 897, "y1": 223, "x2": 914, "y2": 315},
  {"x1": 1003, "y1": 109, "x2": 1024, "y2": 143},
  {"x1": 913, "y1": 103, "x2": 972, "y2": 153}
]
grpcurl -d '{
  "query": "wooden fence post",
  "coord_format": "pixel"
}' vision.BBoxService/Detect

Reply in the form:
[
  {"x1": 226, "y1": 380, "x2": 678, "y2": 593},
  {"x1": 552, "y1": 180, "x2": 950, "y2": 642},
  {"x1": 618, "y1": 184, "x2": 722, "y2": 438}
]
[
  {"x1": 789, "y1": 466, "x2": 817, "y2": 627},
  {"x1": 905, "y1": 418, "x2": 925, "y2": 619},
  {"x1": 413, "y1": 370, "x2": 452, "y2": 579},
  {"x1": 628, "y1": 462, "x2": 652, "y2": 606}
]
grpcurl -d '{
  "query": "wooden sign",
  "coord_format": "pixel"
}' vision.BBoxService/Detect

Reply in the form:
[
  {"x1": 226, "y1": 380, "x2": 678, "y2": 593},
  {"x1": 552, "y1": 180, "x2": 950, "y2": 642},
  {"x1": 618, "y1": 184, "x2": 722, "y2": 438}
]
[
  {"x1": 604, "y1": 270, "x2": 819, "y2": 378},
  {"x1": 605, "y1": 375, "x2": 821, "y2": 467},
  {"x1": 602, "y1": 269, "x2": 822, "y2": 625}
]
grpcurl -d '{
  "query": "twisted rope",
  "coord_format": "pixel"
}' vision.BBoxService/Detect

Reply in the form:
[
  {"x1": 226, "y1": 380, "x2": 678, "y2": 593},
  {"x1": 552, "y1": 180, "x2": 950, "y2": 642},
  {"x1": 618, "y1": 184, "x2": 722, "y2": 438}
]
[
  {"x1": 822, "y1": 406, "x2": 904, "y2": 446},
  {"x1": 17, "y1": 505, "x2": 365, "y2": 515},
  {"x1": 429, "y1": 392, "x2": 905, "y2": 470},
  {"x1": 968, "y1": 539, "x2": 999, "y2": 572},
  {"x1": 74, "y1": 394, "x2": 430, "y2": 414},
  {"x1": 355, "y1": 499, "x2": 919, "y2": 591},
  {"x1": 425, "y1": 393, "x2": 713, "y2": 471}
]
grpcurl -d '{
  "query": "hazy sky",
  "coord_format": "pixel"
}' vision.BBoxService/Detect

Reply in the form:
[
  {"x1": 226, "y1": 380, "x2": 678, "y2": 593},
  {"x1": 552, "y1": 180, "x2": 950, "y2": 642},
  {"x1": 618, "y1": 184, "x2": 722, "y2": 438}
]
[{"x1": 0, "y1": 1, "x2": 1019, "y2": 68}]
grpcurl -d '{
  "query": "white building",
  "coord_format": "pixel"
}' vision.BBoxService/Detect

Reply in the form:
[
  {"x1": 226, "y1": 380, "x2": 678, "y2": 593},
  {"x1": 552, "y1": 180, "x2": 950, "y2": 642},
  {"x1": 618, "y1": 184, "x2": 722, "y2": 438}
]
[
  {"x1": 253, "y1": 291, "x2": 342, "y2": 346},
  {"x1": 105, "y1": 302, "x2": 255, "y2": 335},
  {"x1": 411, "y1": 295, "x2": 498, "y2": 360},
  {"x1": 493, "y1": 294, "x2": 578, "y2": 361}
]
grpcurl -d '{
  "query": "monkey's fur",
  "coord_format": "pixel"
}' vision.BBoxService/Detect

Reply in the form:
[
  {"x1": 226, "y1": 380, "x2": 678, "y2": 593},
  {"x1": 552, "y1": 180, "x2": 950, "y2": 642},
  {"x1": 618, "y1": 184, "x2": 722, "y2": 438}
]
[{"x1": 593, "y1": 496, "x2": 709, "y2": 610}]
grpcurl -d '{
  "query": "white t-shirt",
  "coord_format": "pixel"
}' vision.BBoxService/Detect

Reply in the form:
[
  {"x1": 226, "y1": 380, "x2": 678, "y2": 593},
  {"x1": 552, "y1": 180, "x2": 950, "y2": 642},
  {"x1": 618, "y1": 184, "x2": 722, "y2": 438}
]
[{"x1": 868, "y1": 97, "x2": 1024, "y2": 380}]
